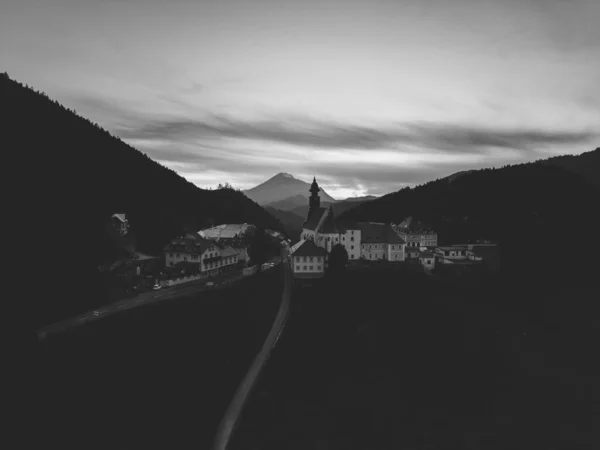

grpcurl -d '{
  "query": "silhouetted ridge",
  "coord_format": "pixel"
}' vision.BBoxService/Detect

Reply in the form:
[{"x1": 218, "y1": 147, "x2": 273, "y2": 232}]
[
  {"x1": 338, "y1": 149, "x2": 600, "y2": 287},
  {"x1": 2, "y1": 73, "x2": 283, "y2": 327}
]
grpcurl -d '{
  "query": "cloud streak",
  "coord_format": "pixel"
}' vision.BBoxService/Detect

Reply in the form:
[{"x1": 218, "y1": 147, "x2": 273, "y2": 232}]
[{"x1": 119, "y1": 114, "x2": 598, "y2": 153}]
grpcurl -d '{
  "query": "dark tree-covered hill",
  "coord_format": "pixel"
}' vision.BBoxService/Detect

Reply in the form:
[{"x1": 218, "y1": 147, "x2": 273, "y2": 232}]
[
  {"x1": 2, "y1": 72, "x2": 283, "y2": 327},
  {"x1": 337, "y1": 148, "x2": 600, "y2": 287}
]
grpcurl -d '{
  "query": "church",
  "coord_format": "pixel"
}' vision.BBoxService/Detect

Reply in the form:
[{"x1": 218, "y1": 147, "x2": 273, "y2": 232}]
[{"x1": 289, "y1": 178, "x2": 407, "y2": 278}]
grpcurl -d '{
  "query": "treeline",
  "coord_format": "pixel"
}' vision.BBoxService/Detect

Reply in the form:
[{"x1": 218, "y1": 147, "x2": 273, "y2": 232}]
[
  {"x1": 2, "y1": 73, "x2": 283, "y2": 327},
  {"x1": 338, "y1": 150, "x2": 600, "y2": 288}
]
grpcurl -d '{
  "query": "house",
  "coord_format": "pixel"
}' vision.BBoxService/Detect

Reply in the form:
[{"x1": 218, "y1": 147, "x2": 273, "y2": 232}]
[
  {"x1": 163, "y1": 233, "x2": 239, "y2": 277},
  {"x1": 451, "y1": 242, "x2": 500, "y2": 272},
  {"x1": 357, "y1": 222, "x2": 406, "y2": 261},
  {"x1": 405, "y1": 246, "x2": 421, "y2": 259},
  {"x1": 111, "y1": 213, "x2": 129, "y2": 235},
  {"x1": 435, "y1": 246, "x2": 469, "y2": 262},
  {"x1": 290, "y1": 239, "x2": 328, "y2": 279},
  {"x1": 392, "y1": 217, "x2": 437, "y2": 247},
  {"x1": 198, "y1": 223, "x2": 253, "y2": 264},
  {"x1": 419, "y1": 251, "x2": 435, "y2": 269}
]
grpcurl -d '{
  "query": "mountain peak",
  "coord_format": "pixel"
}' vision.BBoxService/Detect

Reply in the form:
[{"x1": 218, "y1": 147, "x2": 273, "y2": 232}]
[
  {"x1": 244, "y1": 173, "x2": 337, "y2": 205},
  {"x1": 274, "y1": 172, "x2": 296, "y2": 180}
]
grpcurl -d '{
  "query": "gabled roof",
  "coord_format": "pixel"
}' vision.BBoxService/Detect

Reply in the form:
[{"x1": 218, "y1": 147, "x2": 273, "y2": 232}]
[
  {"x1": 303, "y1": 207, "x2": 327, "y2": 231},
  {"x1": 420, "y1": 252, "x2": 434, "y2": 258},
  {"x1": 291, "y1": 239, "x2": 328, "y2": 257},
  {"x1": 199, "y1": 223, "x2": 253, "y2": 239},
  {"x1": 358, "y1": 222, "x2": 405, "y2": 244},
  {"x1": 221, "y1": 246, "x2": 239, "y2": 257},
  {"x1": 164, "y1": 234, "x2": 216, "y2": 254},
  {"x1": 405, "y1": 247, "x2": 421, "y2": 253},
  {"x1": 112, "y1": 213, "x2": 127, "y2": 222}
]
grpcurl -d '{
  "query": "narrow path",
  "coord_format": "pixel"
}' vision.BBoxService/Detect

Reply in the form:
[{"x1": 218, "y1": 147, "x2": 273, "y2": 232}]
[{"x1": 211, "y1": 258, "x2": 292, "y2": 450}]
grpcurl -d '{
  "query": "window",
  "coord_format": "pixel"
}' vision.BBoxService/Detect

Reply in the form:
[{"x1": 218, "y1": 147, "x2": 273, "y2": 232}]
[
  {"x1": 176, "y1": 253, "x2": 181, "y2": 257},
  {"x1": 351, "y1": 254, "x2": 355, "y2": 259},
  {"x1": 351, "y1": 237, "x2": 354, "y2": 241},
  {"x1": 296, "y1": 265, "x2": 300, "y2": 271},
  {"x1": 303, "y1": 266, "x2": 307, "y2": 270},
  {"x1": 351, "y1": 245, "x2": 354, "y2": 250},
  {"x1": 309, "y1": 256, "x2": 313, "y2": 262},
  {"x1": 309, "y1": 265, "x2": 313, "y2": 271},
  {"x1": 170, "y1": 253, "x2": 174, "y2": 257},
  {"x1": 317, "y1": 265, "x2": 322, "y2": 271}
]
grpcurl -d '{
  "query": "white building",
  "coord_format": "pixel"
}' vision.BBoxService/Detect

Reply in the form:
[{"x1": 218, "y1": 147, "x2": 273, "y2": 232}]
[
  {"x1": 198, "y1": 223, "x2": 253, "y2": 264},
  {"x1": 290, "y1": 239, "x2": 328, "y2": 279},
  {"x1": 163, "y1": 233, "x2": 239, "y2": 276},
  {"x1": 299, "y1": 177, "x2": 406, "y2": 262},
  {"x1": 392, "y1": 217, "x2": 437, "y2": 247},
  {"x1": 357, "y1": 222, "x2": 406, "y2": 261},
  {"x1": 419, "y1": 251, "x2": 436, "y2": 269}
]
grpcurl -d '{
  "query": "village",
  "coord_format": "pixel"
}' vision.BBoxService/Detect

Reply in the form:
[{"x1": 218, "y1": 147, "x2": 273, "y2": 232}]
[
  {"x1": 102, "y1": 215, "x2": 286, "y2": 301},
  {"x1": 104, "y1": 177, "x2": 499, "y2": 301},
  {"x1": 288, "y1": 178, "x2": 500, "y2": 281}
]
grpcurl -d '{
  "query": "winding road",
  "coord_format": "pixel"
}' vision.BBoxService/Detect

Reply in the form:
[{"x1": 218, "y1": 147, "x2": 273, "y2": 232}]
[
  {"x1": 37, "y1": 256, "x2": 281, "y2": 341},
  {"x1": 211, "y1": 248, "x2": 292, "y2": 450}
]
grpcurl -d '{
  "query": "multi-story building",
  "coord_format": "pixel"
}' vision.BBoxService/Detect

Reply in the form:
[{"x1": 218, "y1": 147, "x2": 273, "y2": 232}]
[
  {"x1": 358, "y1": 222, "x2": 406, "y2": 261},
  {"x1": 198, "y1": 223, "x2": 253, "y2": 264},
  {"x1": 392, "y1": 217, "x2": 437, "y2": 247},
  {"x1": 163, "y1": 233, "x2": 239, "y2": 276},
  {"x1": 290, "y1": 239, "x2": 328, "y2": 279}
]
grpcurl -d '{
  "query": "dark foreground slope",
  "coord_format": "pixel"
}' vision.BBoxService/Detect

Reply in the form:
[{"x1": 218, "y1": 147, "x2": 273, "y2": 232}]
[
  {"x1": 39, "y1": 267, "x2": 283, "y2": 450},
  {"x1": 2, "y1": 72, "x2": 282, "y2": 327},
  {"x1": 233, "y1": 268, "x2": 600, "y2": 450},
  {"x1": 338, "y1": 149, "x2": 600, "y2": 287}
]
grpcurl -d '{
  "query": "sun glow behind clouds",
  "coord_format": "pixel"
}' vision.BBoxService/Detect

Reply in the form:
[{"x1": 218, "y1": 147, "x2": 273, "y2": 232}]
[{"x1": 2, "y1": 0, "x2": 599, "y2": 194}]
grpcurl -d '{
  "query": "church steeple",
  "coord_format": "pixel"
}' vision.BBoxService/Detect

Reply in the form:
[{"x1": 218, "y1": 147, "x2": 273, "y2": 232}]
[{"x1": 308, "y1": 177, "x2": 321, "y2": 218}]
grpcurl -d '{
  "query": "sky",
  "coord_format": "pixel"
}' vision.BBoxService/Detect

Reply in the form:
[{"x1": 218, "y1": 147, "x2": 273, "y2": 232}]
[{"x1": 1, "y1": 0, "x2": 599, "y2": 199}]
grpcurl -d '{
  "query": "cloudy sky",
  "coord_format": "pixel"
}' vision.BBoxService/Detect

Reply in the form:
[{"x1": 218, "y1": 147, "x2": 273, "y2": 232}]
[{"x1": 2, "y1": 0, "x2": 599, "y2": 198}]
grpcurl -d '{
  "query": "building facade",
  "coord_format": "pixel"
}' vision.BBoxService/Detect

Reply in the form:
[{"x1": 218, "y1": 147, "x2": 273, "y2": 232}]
[
  {"x1": 392, "y1": 217, "x2": 437, "y2": 247},
  {"x1": 290, "y1": 239, "x2": 328, "y2": 279},
  {"x1": 298, "y1": 178, "x2": 405, "y2": 262},
  {"x1": 163, "y1": 233, "x2": 239, "y2": 276}
]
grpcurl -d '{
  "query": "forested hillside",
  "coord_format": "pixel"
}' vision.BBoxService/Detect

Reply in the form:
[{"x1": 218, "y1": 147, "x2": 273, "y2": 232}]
[
  {"x1": 338, "y1": 149, "x2": 600, "y2": 286},
  {"x1": 2, "y1": 72, "x2": 283, "y2": 327}
]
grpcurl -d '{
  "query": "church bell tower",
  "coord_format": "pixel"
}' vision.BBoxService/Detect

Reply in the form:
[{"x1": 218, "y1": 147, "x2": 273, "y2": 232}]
[{"x1": 308, "y1": 177, "x2": 321, "y2": 218}]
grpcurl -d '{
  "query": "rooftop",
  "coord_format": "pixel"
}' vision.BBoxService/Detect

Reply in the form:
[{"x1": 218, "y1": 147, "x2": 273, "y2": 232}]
[
  {"x1": 358, "y1": 222, "x2": 405, "y2": 244},
  {"x1": 303, "y1": 207, "x2": 327, "y2": 231},
  {"x1": 164, "y1": 234, "x2": 219, "y2": 254},
  {"x1": 291, "y1": 239, "x2": 328, "y2": 257},
  {"x1": 199, "y1": 223, "x2": 253, "y2": 239}
]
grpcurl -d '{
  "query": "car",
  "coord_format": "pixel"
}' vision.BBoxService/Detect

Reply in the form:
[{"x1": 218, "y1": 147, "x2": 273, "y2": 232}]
[{"x1": 152, "y1": 284, "x2": 162, "y2": 290}]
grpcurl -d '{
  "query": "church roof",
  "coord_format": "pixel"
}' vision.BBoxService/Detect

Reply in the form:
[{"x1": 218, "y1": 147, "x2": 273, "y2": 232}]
[
  {"x1": 291, "y1": 239, "x2": 328, "y2": 257},
  {"x1": 303, "y1": 207, "x2": 327, "y2": 231}
]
